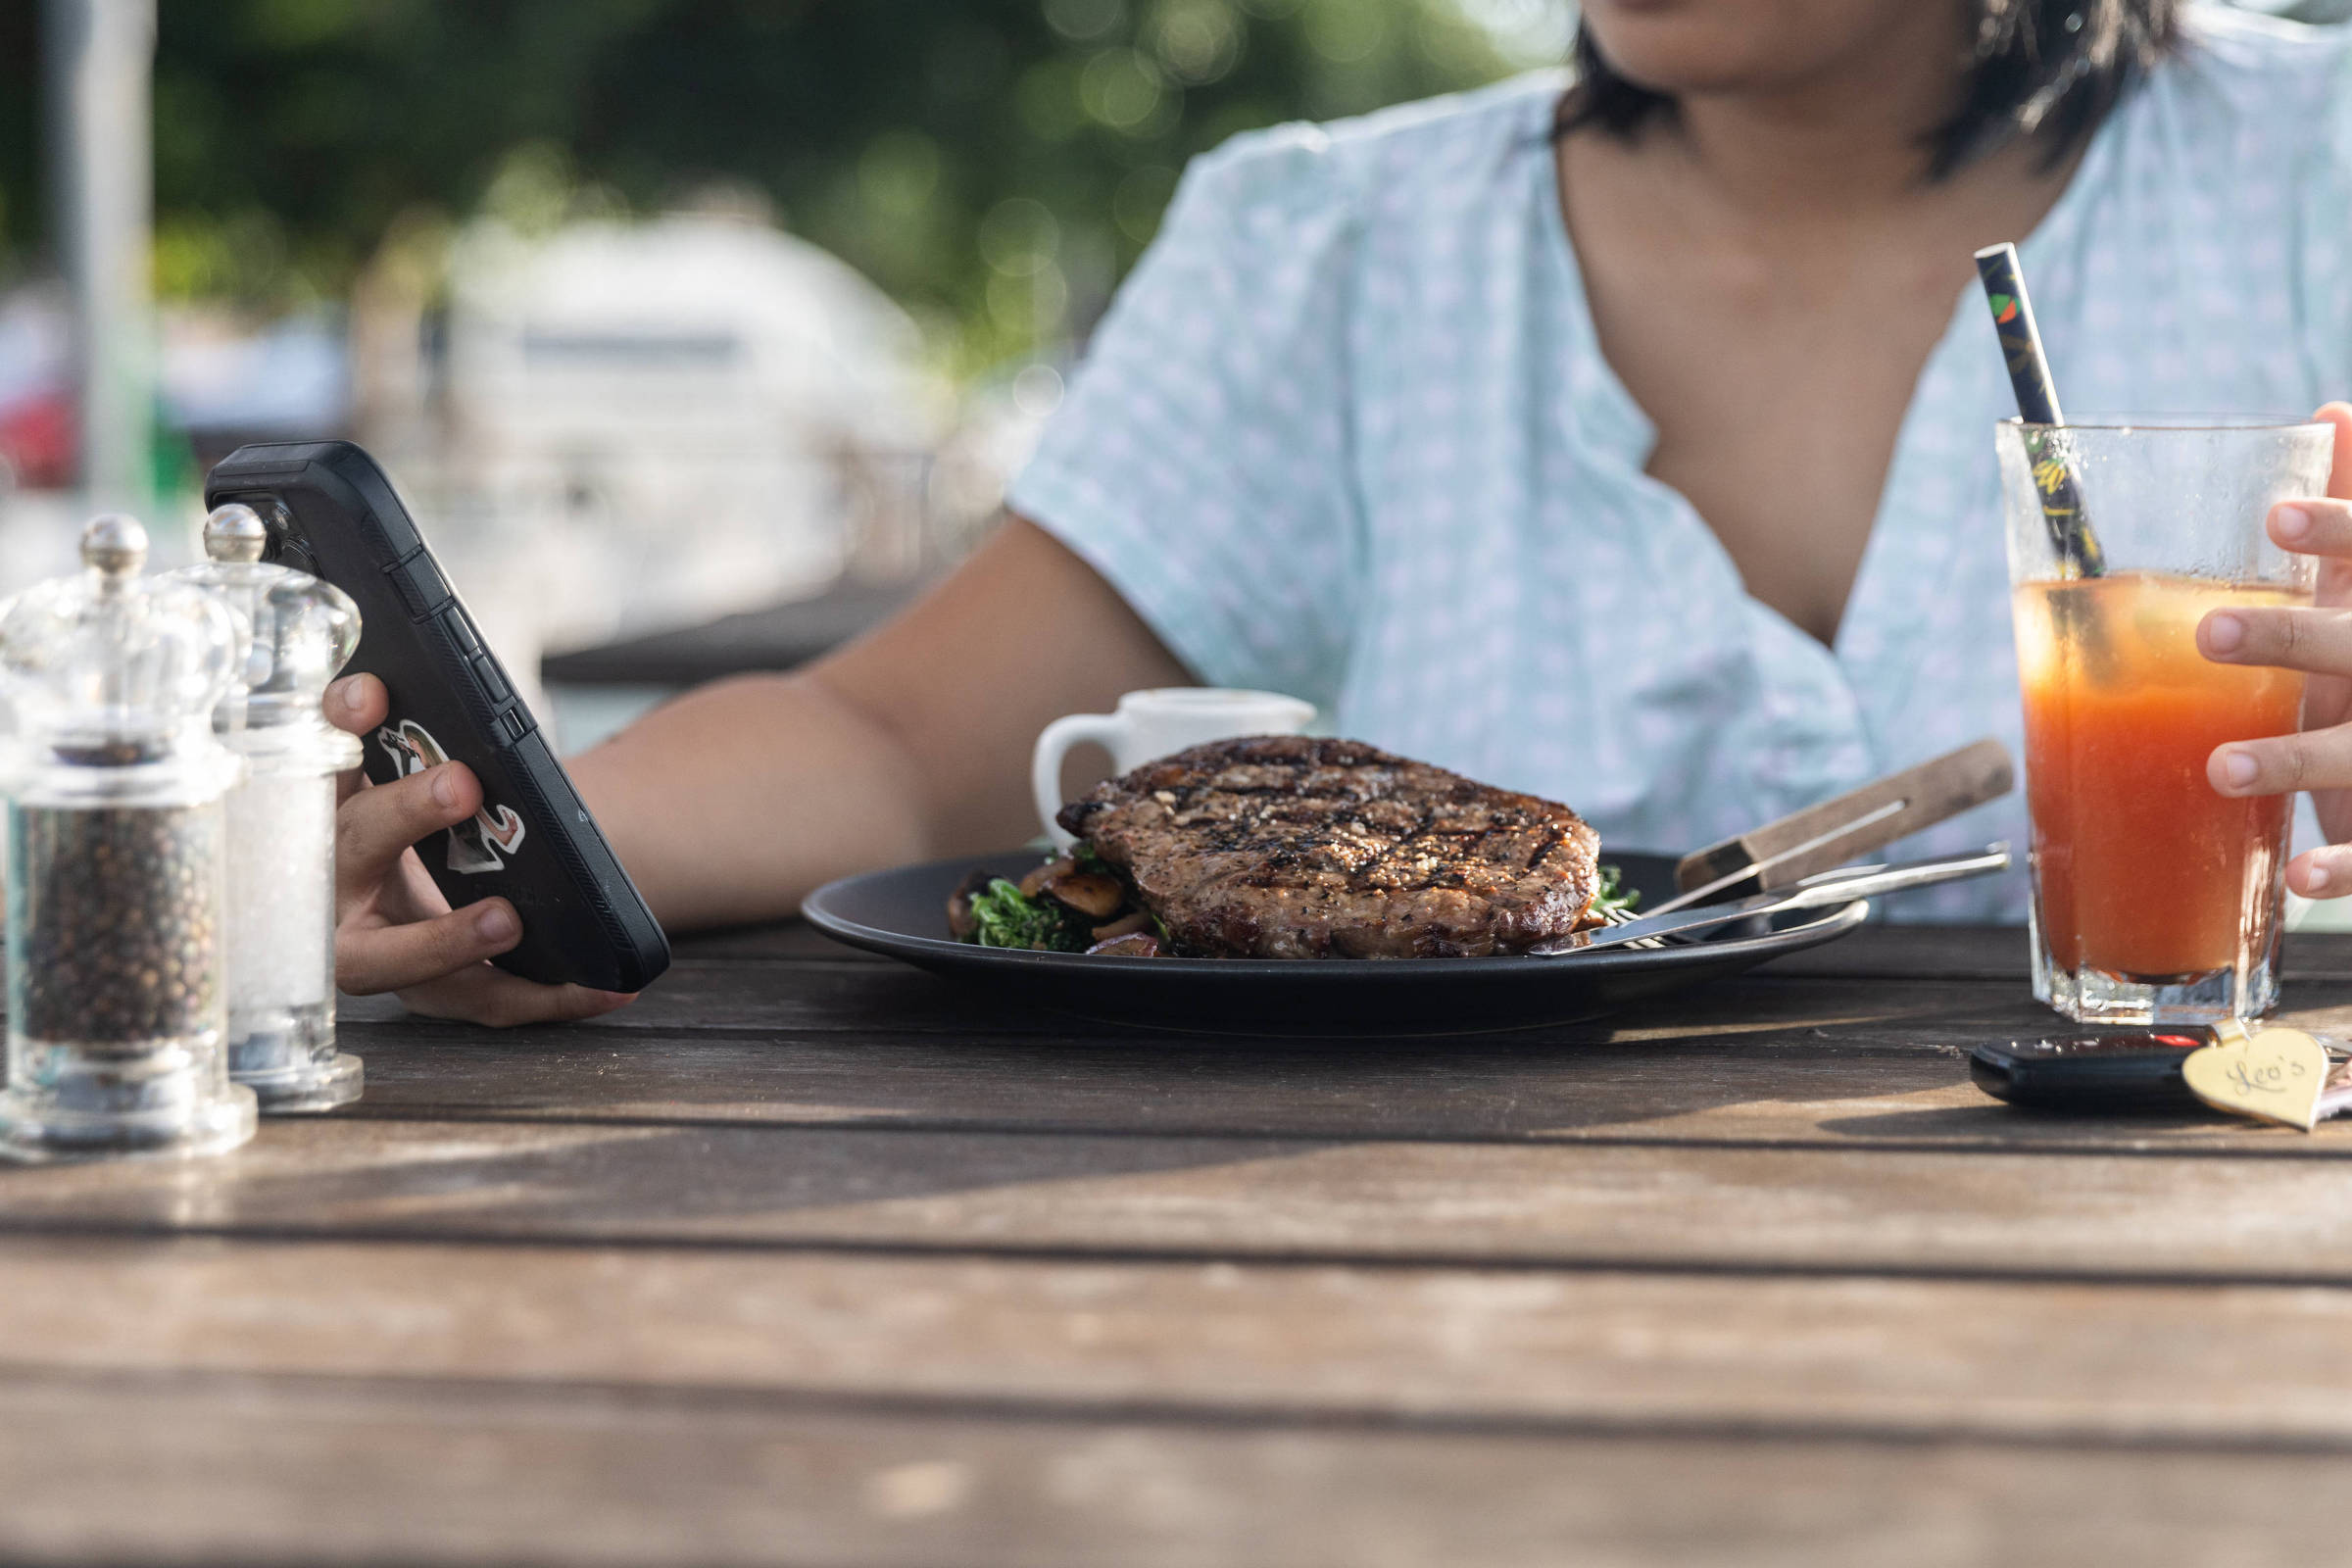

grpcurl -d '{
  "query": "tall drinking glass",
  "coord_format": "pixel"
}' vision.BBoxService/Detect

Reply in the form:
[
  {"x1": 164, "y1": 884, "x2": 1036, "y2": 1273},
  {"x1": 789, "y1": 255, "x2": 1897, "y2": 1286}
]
[{"x1": 1999, "y1": 417, "x2": 2331, "y2": 1025}]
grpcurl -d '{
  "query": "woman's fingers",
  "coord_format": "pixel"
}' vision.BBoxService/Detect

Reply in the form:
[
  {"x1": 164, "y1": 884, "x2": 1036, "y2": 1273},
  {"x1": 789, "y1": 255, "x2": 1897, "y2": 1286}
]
[
  {"x1": 2288, "y1": 845, "x2": 2352, "y2": 900},
  {"x1": 329, "y1": 675, "x2": 387, "y2": 806},
  {"x1": 2210, "y1": 725, "x2": 2352, "y2": 797},
  {"x1": 336, "y1": 760, "x2": 481, "y2": 900},
  {"x1": 2199, "y1": 604, "x2": 2352, "y2": 673},
  {"x1": 337, "y1": 898, "x2": 523, "y2": 995},
  {"x1": 327, "y1": 673, "x2": 385, "y2": 735},
  {"x1": 2179, "y1": 412, "x2": 2352, "y2": 890},
  {"x1": 313, "y1": 669, "x2": 634, "y2": 1028},
  {"x1": 2318, "y1": 402, "x2": 2352, "y2": 499},
  {"x1": 397, "y1": 964, "x2": 638, "y2": 1028},
  {"x1": 2271, "y1": 499, "x2": 2352, "y2": 557}
]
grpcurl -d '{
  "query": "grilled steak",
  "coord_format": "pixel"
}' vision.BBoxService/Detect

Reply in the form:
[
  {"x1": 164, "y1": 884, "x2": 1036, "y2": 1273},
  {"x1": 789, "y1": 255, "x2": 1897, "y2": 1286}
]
[{"x1": 1056, "y1": 736, "x2": 1602, "y2": 958}]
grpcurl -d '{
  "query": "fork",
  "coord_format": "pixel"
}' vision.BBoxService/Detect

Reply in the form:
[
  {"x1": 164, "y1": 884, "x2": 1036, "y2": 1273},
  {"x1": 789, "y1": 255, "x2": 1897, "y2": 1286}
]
[{"x1": 1544, "y1": 844, "x2": 2013, "y2": 956}]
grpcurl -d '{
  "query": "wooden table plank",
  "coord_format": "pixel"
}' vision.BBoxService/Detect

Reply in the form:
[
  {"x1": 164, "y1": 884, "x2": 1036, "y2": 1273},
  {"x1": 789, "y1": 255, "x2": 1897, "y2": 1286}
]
[
  {"x1": 333, "y1": 982, "x2": 2352, "y2": 1153},
  {"x1": 342, "y1": 1016, "x2": 2009, "y2": 1141},
  {"x1": 340, "y1": 972, "x2": 2041, "y2": 1130},
  {"x1": 343, "y1": 958, "x2": 1037, "y2": 1035},
  {"x1": 30, "y1": 915, "x2": 2352, "y2": 1565},
  {"x1": 0, "y1": 1365, "x2": 2341, "y2": 1568},
  {"x1": 11, "y1": 1118, "x2": 2352, "y2": 1280},
  {"x1": 10, "y1": 1235, "x2": 2352, "y2": 1446},
  {"x1": 371, "y1": 930, "x2": 2352, "y2": 1043}
]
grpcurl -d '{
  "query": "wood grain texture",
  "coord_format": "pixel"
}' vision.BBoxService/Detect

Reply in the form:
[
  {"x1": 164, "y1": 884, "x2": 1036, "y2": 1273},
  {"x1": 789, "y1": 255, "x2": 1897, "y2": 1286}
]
[
  {"x1": 28, "y1": 914, "x2": 2352, "y2": 1564},
  {"x1": 12, "y1": 1235, "x2": 2352, "y2": 1446},
  {"x1": 0, "y1": 1365, "x2": 2344, "y2": 1568},
  {"x1": 331, "y1": 980, "x2": 2352, "y2": 1156},
  {"x1": 339, "y1": 973, "x2": 2039, "y2": 1131},
  {"x1": 13, "y1": 1117, "x2": 2352, "y2": 1279},
  {"x1": 342, "y1": 1017, "x2": 2004, "y2": 1139},
  {"x1": 343, "y1": 957, "x2": 1010, "y2": 1034},
  {"x1": 346, "y1": 928, "x2": 2352, "y2": 1038}
]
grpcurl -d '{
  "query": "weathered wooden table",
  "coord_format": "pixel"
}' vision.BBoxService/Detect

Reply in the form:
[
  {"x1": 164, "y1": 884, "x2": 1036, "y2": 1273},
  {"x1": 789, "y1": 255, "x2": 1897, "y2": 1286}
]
[{"x1": 8, "y1": 919, "x2": 2352, "y2": 1565}]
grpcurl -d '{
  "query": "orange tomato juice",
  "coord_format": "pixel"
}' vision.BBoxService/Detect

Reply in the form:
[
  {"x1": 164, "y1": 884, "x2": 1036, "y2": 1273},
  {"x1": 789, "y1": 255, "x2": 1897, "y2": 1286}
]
[{"x1": 2015, "y1": 572, "x2": 2307, "y2": 979}]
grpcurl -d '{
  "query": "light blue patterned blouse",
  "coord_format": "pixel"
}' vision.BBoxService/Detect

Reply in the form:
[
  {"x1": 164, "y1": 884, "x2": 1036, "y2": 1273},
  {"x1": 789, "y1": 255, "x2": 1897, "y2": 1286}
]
[{"x1": 1007, "y1": 8, "x2": 2352, "y2": 921}]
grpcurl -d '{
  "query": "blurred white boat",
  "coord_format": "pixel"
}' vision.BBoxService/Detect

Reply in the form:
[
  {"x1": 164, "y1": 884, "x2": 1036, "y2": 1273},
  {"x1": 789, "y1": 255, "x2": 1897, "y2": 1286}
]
[{"x1": 436, "y1": 208, "x2": 953, "y2": 658}]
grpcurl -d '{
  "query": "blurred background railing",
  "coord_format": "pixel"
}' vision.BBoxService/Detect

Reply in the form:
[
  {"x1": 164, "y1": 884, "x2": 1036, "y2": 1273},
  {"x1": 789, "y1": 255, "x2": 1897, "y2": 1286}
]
[{"x1": 0, "y1": 0, "x2": 2340, "y2": 747}]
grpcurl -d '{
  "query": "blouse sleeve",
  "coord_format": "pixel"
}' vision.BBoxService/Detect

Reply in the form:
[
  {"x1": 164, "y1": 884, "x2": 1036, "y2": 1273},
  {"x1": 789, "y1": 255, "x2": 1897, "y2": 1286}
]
[{"x1": 1005, "y1": 125, "x2": 1365, "y2": 709}]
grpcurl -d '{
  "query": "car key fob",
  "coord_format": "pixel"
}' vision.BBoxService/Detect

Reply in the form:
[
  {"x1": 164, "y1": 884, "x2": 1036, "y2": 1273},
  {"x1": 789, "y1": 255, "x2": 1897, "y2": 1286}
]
[{"x1": 1970, "y1": 1032, "x2": 2214, "y2": 1111}]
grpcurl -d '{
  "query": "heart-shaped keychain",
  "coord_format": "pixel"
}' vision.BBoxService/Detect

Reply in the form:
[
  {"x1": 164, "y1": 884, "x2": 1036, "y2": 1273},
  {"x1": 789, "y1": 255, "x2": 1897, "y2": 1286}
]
[{"x1": 2182, "y1": 1024, "x2": 2333, "y2": 1131}]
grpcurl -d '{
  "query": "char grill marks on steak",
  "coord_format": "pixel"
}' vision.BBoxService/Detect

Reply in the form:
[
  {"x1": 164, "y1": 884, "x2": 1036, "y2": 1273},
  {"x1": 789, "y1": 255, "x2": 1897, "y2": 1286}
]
[{"x1": 1055, "y1": 736, "x2": 1602, "y2": 958}]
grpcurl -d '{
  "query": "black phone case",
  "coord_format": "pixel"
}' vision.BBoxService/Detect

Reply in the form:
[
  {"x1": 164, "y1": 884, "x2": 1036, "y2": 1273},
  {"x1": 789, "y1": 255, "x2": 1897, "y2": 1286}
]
[{"x1": 205, "y1": 440, "x2": 670, "y2": 993}]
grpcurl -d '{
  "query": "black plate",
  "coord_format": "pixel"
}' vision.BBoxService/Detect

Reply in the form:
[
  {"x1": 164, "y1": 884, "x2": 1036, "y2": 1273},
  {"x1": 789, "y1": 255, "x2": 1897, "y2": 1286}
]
[{"x1": 802, "y1": 851, "x2": 1868, "y2": 1035}]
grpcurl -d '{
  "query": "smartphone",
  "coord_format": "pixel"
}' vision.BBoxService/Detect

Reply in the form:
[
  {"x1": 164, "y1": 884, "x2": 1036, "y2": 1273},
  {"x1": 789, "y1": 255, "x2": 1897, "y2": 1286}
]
[
  {"x1": 204, "y1": 440, "x2": 671, "y2": 994},
  {"x1": 1968, "y1": 1032, "x2": 2212, "y2": 1112}
]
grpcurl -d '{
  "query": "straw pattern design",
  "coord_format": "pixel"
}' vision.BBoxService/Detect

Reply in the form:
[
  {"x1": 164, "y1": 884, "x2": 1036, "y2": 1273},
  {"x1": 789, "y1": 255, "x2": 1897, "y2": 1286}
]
[{"x1": 1975, "y1": 242, "x2": 2106, "y2": 578}]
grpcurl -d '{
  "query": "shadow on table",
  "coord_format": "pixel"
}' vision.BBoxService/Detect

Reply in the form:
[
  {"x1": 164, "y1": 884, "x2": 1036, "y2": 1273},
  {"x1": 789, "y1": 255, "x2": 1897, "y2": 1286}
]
[
  {"x1": 336, "y1": 958, "x2": 2053, "y2": 1150},
  {"x1": 1811, "y1": 1102, "x2": 2239, "y2": 1143}
]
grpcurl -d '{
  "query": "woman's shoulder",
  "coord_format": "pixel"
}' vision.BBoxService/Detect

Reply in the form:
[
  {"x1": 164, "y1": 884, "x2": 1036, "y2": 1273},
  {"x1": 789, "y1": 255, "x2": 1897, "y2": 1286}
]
[
  {"x1": 1171, "y1": 73, "x2": 1565, "y2": 233},
  {"x1": 2138, "y1": 9, "x2": 2352, "y2": 146}
]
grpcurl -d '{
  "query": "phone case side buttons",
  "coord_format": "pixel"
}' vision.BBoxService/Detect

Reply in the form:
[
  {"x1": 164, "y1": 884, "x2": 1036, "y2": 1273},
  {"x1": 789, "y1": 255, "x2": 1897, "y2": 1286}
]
[
  {"x1": 439, "y1": 606, "x2": 482, "y2": 658},
  {"x1": 472, "y1": 656, "x2": 513, "y2": 705},
  {"x1": 386, "y1": 550, "x2": 453, "y2": 621}
]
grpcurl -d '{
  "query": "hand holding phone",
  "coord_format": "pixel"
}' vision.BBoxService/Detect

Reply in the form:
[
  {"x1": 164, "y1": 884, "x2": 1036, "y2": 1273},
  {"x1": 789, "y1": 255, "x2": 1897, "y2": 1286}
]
[
  {"x1": 322, "y1": 672, "x2": 645, "y2": 1023},
  {"x1": 206, "y1": 441, "x2": 670, "y2": 998}
]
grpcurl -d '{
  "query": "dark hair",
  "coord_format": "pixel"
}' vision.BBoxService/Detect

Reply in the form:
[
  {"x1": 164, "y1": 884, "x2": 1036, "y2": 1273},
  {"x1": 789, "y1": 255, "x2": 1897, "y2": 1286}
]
[{"x1": 1558, "y1": 1, "x2": 2181, "y2": 179}]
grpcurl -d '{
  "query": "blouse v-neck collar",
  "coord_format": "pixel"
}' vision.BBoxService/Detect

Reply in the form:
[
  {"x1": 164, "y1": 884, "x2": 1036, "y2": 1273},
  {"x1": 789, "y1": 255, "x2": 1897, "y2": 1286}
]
[{"x1": 1530, "y1": 89, "x2": 2122, "y2": 679}]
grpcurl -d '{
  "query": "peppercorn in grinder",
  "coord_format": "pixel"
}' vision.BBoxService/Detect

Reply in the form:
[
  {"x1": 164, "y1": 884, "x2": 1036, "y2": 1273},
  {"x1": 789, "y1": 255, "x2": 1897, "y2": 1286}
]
[
  {"x1": 172, "y1": 504, "x2": 364, "y2": 1111},
  {"x1": 0, "y1": 515, "x2": 256, "y2": 1161}
]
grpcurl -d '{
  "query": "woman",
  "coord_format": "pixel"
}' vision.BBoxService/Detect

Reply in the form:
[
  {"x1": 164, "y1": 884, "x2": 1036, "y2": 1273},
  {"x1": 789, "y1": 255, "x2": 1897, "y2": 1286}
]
[{"x1": 328, "y1": 0, "x2": 2352, "y2": 1024}]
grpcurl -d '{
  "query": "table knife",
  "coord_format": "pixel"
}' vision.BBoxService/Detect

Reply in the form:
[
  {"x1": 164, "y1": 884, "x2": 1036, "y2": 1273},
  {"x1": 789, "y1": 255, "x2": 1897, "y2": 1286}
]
[{"x1": 1672, "y1": 738, "x2": 2015, "y2": 903}]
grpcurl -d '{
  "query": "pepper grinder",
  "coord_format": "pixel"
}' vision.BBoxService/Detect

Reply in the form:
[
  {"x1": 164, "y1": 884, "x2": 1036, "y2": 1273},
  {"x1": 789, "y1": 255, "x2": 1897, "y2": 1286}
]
[
  {"x1": 0, "y1": 515, "x2": 255, "y2": 1161},
  {"x1": 173, "y1": 504, "x2": 365, "y2": 1111}
]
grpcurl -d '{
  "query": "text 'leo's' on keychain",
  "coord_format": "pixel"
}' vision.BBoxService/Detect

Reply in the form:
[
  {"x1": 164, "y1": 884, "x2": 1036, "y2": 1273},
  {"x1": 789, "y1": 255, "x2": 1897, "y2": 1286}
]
[{"x1": 1973, "y1": 1019, "x2": 2352, "y2": 1132}]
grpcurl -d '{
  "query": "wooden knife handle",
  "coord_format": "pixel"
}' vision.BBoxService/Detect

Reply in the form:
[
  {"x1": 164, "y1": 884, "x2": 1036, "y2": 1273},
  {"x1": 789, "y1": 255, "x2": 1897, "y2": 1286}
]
[{"x1": 1675, "y1": 738, "x2": 2016, "y2": 898}]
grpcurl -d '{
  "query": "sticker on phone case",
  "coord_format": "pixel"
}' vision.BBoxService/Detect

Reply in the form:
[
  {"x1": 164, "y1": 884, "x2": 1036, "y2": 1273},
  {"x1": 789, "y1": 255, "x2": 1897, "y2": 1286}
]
[{"x1": 375, "y1": 718, "x2": 528, "y2": 874}]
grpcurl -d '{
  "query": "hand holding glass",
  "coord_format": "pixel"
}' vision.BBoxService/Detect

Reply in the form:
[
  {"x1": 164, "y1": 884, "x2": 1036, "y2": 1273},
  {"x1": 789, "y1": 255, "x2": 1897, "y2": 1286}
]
[{"x1": 2000, "y1": 417, "x2": 2331, "y2": 1024}]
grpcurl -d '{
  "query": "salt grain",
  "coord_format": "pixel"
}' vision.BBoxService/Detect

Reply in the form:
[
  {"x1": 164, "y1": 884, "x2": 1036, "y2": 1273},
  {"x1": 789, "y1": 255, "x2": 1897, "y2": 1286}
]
[{"x1": 223, "y1": 770, "x2": 335, "y2": 1014}]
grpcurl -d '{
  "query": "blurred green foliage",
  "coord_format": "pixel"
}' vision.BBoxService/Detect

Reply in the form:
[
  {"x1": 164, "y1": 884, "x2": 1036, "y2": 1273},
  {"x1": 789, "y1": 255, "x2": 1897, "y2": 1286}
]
[{"x1": 0, "y1": 0, "x2": 1541, "y2": 374}]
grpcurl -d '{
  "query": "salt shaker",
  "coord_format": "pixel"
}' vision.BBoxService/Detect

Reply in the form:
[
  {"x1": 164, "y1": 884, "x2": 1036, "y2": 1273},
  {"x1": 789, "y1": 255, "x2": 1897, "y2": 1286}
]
[
  {"x1": 0, "y1": 515, "x2": 255, "y2": 1161},
  {"x1": 174, "y1": 504, "x2": 364, "y2": 1111}
]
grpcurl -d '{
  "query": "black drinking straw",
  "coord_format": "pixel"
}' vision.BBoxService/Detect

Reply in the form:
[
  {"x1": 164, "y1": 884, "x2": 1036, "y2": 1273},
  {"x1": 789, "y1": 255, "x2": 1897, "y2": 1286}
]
[{"x1": 1974, "y1": 242, "x2": 2106, "y2": 578}]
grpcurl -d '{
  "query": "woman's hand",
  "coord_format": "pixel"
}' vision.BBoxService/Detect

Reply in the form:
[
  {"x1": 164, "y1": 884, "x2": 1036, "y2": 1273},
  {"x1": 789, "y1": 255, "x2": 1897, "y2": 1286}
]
[
  {"x1": 328, "y1": 673, "x2": 637, "y2": 1025},
  {"x1": 2199, "y1": 402, "x2": 2352, "y2": 898}
]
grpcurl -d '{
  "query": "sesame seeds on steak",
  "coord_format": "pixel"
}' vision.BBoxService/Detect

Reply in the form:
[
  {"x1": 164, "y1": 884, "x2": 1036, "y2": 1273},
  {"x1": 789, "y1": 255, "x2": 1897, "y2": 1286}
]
[{"x1": 1054, "y1": 736, "x2": 1602, "y2": 958}]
